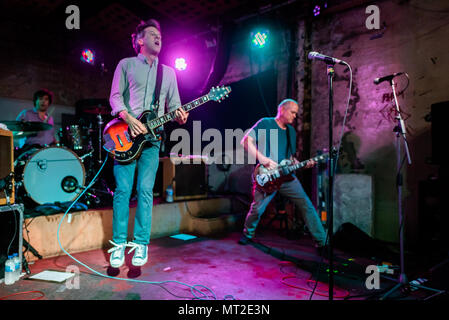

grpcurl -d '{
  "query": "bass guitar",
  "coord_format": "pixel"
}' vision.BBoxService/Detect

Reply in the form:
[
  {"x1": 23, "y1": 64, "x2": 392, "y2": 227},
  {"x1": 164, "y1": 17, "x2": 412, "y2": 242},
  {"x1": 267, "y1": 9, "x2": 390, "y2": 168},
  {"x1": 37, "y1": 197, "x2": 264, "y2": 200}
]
[
  {"x1": 103, "y1": 86, "x2": 231, "y2": 163},
  {"x1": 254, "y1": 153, "x2": 329, "y2": 194}
]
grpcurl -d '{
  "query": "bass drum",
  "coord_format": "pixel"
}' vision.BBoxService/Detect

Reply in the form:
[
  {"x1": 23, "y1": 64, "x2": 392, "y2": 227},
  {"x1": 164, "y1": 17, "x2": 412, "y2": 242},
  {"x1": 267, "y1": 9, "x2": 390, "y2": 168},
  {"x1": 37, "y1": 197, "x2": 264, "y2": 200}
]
[{"x1": 21, "y1": 146, "x2": 86, "y2": 205}]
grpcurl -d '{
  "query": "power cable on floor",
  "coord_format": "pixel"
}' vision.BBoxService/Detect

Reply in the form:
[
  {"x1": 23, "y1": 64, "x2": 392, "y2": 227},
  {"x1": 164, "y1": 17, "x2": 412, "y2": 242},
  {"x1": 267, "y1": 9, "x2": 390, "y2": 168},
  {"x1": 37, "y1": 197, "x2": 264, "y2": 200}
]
[{"x1": 55, "y1": 154, "x2": 233, "y2": 300}]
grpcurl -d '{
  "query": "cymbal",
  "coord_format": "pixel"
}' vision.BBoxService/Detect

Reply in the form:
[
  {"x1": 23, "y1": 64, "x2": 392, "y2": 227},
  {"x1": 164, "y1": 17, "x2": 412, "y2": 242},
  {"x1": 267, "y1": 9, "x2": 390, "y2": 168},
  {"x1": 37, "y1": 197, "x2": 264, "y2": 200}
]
[{"x1": 0, "y1": 121, "x2": 53, "y2": 132}]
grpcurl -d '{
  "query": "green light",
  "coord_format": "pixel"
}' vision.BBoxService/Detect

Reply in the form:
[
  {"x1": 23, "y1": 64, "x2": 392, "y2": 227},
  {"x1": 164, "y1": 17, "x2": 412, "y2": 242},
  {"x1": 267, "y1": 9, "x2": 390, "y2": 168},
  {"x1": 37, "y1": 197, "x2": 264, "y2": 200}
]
[{"x1": 251, "y1": 31, "x2": 269, "y2": 48}]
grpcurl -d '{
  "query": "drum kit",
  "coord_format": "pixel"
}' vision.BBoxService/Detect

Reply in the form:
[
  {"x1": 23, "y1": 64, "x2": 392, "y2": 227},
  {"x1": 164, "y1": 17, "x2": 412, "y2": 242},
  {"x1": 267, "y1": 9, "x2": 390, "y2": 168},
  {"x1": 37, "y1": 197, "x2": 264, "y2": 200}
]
[{"x1": 1, "y1": 104, "x2": 114, "y2": 210}]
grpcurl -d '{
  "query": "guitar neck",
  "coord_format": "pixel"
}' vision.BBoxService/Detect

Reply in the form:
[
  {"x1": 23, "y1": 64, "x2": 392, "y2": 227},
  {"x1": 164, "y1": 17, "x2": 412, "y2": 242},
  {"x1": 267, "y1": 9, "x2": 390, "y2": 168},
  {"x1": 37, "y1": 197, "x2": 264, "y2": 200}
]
[
  {"x1": 284, "y1": 154, "x2": 328, "y2": 173},
  {"x1": 147, "y1": 94, "x2": 210, "y2": 129}
]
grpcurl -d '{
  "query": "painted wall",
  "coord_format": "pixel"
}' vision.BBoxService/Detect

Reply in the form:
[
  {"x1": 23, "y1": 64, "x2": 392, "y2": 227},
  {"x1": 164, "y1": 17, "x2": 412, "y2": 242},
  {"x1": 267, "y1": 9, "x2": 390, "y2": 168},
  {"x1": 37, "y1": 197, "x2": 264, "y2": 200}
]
[{"x1": 303, "y1": 0, "x2": 449, "y2": 243}]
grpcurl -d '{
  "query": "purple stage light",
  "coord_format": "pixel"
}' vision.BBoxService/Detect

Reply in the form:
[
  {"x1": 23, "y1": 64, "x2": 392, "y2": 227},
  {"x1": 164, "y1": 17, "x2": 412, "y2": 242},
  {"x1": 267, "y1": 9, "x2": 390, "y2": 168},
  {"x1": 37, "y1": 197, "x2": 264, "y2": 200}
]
[
  {"x1": 313, "y1": 5, "x2": 321, "y2": 16},
  {"x1": 81, "y1": 49, "x2": 95, "y2": 64},
  {"x1": 175, "y1": 57, "x2": 187, "y2": 71}
]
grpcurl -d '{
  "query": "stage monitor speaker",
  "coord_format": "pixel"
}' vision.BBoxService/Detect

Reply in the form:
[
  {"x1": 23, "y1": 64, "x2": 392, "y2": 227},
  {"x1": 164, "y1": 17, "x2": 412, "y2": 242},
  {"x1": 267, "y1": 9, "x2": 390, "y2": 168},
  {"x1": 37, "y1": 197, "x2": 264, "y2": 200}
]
[
  {"x1": 0, "y1": 129, "x2": 14, "y2": 205},
  {"x1": 431, "y1": 101, "x2": 449, "y2": 165},
  {"x1": 160, "y1": 156, "x2": 208, "y2": 201}
]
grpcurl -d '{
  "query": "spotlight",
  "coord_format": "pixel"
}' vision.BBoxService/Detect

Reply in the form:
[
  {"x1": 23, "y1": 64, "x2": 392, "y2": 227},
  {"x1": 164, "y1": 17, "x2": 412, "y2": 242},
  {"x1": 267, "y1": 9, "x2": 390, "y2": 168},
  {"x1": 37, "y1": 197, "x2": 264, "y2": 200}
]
[
  {"x1": 313, "y1": 5, "x2": 321, "y2": 16},
  {"x1": 175, "y1": 57, "x2": 187, "y2": 71},
  {"x1": 251, "y1": 30, "x2": 269, "y2": 49},
  {"x1": 81, "y1": 49, "x2": 95, "y2": 65}
]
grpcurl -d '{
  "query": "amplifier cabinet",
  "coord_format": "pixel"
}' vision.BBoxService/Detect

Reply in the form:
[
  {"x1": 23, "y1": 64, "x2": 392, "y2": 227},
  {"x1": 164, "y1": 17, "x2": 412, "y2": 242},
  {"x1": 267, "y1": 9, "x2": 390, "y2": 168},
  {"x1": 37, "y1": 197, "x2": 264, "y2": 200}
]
[
  {"x1": 160, "y1": 156, "x2": 208, "y2": 201},
  {"x1": 0, "y1": 129, "x2": 14, "y2": 205}
]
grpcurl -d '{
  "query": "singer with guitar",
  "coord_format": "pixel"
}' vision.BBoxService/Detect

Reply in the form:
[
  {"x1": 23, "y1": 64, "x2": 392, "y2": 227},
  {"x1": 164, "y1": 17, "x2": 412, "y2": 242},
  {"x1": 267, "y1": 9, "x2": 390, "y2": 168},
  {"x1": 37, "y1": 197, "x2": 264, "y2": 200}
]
[
  {"x1": 238, "y1": 99, "x2": 328, "y2": 255},
  {"x1": 107, "y1": 19, "x2": 188, "y2": 268}
]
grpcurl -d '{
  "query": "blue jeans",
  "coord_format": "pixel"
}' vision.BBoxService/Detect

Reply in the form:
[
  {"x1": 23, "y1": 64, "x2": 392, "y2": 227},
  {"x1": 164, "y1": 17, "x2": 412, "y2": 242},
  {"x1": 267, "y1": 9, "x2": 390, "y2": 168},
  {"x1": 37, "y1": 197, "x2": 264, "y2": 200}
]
[
  {"x1": 112, "y1": 143, "x2": 160, "y2": 245},
  {"x1": 243, "y1": 176, "x2": 327, "y2": 246}
]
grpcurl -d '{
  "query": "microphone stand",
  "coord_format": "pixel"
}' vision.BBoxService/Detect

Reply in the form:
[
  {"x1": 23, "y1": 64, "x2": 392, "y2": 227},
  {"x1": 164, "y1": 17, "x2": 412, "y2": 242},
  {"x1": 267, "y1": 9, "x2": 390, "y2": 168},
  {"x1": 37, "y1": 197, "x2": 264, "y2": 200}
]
[
  {"x1": 380, "y1": 78, "x2": 444, "y2": 300},
  {"x1": 326, "y1": 64, "x2": 335, "y2": 300}
]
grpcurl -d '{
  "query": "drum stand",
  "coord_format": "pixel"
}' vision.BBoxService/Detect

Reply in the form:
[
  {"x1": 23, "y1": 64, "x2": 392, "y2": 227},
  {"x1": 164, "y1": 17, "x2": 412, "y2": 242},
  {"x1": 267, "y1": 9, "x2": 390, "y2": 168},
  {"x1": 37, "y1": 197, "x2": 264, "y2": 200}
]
[{"x1": 80, "y1": 112, "x2": 113, "y2": 207}]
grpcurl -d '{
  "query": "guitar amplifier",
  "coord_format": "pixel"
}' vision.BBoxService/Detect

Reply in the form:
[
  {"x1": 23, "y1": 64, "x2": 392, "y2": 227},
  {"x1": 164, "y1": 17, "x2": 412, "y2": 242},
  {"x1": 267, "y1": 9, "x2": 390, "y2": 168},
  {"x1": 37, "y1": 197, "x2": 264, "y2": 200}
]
[
  {"x1": 0, "y1": 129, "x2": 14, "y2": 205},
  {"x1": 160, "y1": 156, "x2": 208, "y2": 201}
]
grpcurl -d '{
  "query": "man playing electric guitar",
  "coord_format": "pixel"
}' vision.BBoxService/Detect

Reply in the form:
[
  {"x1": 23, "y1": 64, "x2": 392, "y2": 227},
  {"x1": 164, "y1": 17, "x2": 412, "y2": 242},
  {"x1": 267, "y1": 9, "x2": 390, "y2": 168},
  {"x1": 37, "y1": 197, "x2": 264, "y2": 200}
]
[
  {"x1": 238, "y1": 99, "x2": 328, "y2": 255},
  {"x1": 108, "y1": 19, "x2": 188, "y2": 268}
]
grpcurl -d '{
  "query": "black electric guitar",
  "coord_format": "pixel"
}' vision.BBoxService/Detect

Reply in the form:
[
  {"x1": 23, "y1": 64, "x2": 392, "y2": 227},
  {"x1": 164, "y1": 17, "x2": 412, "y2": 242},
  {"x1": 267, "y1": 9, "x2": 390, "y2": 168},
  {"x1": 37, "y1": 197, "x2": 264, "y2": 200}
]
[
  {"x1": 103, "y1": 86, "x2": 231, "y2": 163},
  {"x1": 254, "y1": 153, "x2": 329, "y2": 193}
]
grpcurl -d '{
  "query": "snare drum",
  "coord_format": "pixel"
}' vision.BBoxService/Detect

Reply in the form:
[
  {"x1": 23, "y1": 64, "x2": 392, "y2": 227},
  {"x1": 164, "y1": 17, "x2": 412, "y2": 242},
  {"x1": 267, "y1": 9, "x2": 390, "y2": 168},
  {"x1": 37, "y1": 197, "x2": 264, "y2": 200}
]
[{"x1": 19, "y1": 146, "x2": 86, "y2": 205}]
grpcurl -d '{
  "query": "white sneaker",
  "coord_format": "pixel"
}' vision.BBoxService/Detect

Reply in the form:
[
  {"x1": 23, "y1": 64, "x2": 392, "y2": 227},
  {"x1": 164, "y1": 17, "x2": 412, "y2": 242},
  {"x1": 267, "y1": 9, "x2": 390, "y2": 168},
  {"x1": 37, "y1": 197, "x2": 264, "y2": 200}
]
[
  {"x1": 128, "y1": 242, "x2": 148, "y2": 267},
  {"x1": 107, "y1": 240, "x2": 127, "y2": 268}
]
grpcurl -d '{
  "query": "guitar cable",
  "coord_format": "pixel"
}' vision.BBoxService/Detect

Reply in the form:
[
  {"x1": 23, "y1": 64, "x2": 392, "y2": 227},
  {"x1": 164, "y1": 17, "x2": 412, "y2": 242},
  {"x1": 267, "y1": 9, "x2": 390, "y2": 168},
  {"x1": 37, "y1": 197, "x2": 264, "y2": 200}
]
[{"x1": 56, "y1": 151, "x2": 229, "y2": 300}]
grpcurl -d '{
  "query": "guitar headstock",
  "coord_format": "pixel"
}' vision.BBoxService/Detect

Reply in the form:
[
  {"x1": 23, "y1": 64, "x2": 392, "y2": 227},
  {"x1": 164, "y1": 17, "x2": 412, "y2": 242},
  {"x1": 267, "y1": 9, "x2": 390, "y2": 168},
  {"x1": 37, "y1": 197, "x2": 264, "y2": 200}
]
[{"x1": 208, "y1": 86, "x2": 231, "y2": 103}]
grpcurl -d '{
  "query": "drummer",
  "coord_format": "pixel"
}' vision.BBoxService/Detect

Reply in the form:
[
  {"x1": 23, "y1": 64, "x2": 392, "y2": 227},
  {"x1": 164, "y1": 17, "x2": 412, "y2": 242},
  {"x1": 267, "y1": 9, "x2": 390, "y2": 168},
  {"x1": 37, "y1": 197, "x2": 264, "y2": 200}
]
[{"x1": 16, "y1": 89, "x2": 58, "y2": 149}]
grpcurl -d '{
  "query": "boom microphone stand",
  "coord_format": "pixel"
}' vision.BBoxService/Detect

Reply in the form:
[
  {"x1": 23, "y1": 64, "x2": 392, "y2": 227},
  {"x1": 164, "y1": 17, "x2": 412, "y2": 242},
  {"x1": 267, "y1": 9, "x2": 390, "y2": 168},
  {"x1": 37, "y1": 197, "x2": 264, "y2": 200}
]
[
  {"x1": 380, "y1": 77, "x2": 444, "y2": 300},
  {"x1": 326, "y1": 64, "x2": 336, "y2": 301}
]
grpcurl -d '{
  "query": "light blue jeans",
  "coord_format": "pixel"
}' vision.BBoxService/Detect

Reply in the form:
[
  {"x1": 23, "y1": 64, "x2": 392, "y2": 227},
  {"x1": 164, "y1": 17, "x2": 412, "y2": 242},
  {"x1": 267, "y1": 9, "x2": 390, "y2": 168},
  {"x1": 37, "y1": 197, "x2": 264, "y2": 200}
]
[
  {"x1": 112, "y1": 142, "x2": 160, "y2": 245},
  {"x1": 243, "y1": 176, "x2": 327, "y2": 246}
]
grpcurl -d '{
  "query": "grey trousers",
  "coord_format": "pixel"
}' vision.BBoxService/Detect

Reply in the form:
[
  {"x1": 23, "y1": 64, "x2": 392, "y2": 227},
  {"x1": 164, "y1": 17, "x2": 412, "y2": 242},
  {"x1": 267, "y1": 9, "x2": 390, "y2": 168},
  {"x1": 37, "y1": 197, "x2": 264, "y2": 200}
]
[{"x1": 243, "y1": 176, "x2": 327, "y2": 246}]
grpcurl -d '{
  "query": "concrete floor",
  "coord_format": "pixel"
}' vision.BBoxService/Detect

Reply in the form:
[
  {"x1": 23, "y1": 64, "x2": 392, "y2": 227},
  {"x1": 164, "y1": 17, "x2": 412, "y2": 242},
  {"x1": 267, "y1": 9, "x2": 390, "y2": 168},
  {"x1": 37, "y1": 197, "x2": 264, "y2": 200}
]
[{"x1": 1, "y1": 226, "x2": 422, "y2": 301}]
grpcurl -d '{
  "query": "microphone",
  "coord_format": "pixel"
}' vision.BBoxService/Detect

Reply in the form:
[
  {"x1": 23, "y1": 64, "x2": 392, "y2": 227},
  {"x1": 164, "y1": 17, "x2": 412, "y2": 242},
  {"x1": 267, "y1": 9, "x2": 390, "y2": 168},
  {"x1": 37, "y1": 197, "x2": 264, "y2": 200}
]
[
  {"x1": 373, "y1": 72, "x2": 404, "y2": 85},
  {"x1": 308, "y1": 51, "x2": 346, "y2": 65}
]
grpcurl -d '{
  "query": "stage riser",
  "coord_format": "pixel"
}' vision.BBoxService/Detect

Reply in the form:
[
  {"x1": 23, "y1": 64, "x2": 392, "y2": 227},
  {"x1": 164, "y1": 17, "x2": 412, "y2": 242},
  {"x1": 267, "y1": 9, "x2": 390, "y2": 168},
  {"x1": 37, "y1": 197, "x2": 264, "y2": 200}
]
[{"x1": 23, "y1": 198, "x2": 233, "y2": 261}]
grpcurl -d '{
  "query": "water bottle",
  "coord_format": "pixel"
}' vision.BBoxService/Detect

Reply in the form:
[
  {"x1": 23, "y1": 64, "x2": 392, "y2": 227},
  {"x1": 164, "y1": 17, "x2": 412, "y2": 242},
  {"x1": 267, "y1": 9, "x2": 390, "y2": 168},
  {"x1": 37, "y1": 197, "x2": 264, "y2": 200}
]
[
  {"x1": 12, "y1": 253, "x2": 21, "y2": 281},
  {"x1": 166, "y1": 185, "x2": 173, "y2": 203},
  {"x1": 4, "y1": 256, "x2": 15, "y2": 285}
]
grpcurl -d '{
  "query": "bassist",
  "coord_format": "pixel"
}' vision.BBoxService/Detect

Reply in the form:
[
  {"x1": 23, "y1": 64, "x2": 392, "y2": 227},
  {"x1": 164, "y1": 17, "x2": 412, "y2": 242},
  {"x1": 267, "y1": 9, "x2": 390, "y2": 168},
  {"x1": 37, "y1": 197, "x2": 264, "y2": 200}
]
[{"x1": 238, "y1": 99, "x2": 327, "y2": 254}]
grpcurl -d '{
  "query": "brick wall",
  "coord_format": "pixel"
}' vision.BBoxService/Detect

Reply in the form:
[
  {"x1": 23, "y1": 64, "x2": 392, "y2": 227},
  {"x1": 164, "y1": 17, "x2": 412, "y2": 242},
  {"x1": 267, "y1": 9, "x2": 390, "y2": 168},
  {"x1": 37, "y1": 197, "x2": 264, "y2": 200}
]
[{"x1": 305, "y1": 0, "x2": 449, "y2": 242}]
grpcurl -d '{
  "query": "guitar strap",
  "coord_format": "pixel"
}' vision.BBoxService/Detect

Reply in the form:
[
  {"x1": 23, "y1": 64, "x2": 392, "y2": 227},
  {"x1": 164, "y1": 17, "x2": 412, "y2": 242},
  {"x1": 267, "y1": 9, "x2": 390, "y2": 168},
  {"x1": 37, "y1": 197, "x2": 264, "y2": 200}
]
[
  {"x1": 285, "y1": 124, "x2": 293, "y2": 159},
  {"x1": 152, "y1": 61, "x2": 164, "y2": 114}
]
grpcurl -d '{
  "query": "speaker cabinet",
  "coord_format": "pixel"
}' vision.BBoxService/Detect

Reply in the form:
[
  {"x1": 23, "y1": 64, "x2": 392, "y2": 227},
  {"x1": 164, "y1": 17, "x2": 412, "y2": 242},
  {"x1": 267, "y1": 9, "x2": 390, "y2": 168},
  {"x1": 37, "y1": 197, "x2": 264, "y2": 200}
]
[
  {"x1": 160, "y1": 156, "x2": 208, "y2": 201},
  {"x1": 0, "y1": 129, "x2": 14, "y2": 205},
  {"x1": 431, "y1": 101, "x2": 449, "y2": 164}
]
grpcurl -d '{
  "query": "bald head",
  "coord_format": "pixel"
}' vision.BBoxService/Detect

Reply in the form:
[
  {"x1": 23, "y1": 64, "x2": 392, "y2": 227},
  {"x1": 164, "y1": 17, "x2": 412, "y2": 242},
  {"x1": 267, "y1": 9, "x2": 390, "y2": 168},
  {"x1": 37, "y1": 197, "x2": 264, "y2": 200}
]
[
  {"x1": 278, "y1": 99, "x2": 298, "y2": 111},
  {"x1": 276, "y1": 99, "x2": 299, "y2": 126}
]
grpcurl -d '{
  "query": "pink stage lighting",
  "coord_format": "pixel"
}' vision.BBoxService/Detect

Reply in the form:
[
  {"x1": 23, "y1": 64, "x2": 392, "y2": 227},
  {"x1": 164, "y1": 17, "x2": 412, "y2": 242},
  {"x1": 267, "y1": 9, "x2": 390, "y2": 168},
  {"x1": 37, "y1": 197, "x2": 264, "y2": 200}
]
[{"x1": 175, "y1": 58, "x2": 187, "y2": 70}]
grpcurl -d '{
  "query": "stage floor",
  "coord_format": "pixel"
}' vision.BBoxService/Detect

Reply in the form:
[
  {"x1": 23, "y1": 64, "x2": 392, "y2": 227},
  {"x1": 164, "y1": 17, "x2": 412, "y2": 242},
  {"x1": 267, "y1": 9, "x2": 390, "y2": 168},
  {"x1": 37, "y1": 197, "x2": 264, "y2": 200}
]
[{"x1": 1, "y1": 227, "x2": 439, "y2": 301}]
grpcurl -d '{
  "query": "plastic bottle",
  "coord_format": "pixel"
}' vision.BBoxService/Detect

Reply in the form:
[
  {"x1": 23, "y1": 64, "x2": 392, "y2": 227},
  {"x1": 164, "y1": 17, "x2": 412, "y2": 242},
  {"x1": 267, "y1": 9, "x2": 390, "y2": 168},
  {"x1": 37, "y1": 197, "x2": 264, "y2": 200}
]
[
  {"x1": 12, "y1": 253, "x2": 21, "y2": 281},
  {"x1": 166, "y1": 185, "x2": 173, "y2": 203},
  {"x1": 4, "y1": 256, "x2": 15, "y2": 285}
]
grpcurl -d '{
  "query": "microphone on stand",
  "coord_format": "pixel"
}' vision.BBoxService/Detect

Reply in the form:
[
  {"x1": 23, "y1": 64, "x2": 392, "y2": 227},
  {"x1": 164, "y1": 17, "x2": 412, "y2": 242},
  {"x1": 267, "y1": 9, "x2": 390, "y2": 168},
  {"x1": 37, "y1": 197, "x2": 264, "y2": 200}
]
[
  {"x1": 308, "y1": 51, "x2": 347, "y2": 65},
  {"x1": 373, "y1": 72, "x2": 404, "y2": 85}
]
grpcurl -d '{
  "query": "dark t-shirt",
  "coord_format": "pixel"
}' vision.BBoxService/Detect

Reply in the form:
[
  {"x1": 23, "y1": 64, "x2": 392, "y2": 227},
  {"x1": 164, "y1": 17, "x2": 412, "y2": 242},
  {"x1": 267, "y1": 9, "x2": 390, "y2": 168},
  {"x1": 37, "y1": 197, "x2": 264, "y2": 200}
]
[{"x1": 246, "y1": 117, "x2": 296, "y2": 163}]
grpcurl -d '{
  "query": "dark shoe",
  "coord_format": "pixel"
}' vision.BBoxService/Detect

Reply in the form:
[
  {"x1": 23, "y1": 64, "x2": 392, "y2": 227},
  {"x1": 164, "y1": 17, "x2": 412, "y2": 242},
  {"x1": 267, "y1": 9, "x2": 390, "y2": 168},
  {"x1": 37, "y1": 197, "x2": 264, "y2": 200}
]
[{"x1": 238, "y1": 235, "x2": 252, "y2": 245}]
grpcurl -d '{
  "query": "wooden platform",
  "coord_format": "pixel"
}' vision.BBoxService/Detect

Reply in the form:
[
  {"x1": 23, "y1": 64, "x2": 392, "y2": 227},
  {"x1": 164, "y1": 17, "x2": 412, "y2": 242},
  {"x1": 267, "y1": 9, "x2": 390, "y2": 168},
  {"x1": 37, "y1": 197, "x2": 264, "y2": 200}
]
[{"x1": 23, "y1": 197, "x2": 242, "y2": 261}]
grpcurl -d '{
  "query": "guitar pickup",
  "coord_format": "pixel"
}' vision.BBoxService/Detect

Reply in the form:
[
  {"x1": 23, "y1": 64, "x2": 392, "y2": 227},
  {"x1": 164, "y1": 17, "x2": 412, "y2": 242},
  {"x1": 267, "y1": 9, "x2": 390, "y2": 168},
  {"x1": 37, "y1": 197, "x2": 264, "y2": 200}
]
[
  {"x1": 116, "y1": 134, "x2": 124, "y2": 147},
  {"x1": 124, "y1": 130, "x2": 131, "y2": 142}
]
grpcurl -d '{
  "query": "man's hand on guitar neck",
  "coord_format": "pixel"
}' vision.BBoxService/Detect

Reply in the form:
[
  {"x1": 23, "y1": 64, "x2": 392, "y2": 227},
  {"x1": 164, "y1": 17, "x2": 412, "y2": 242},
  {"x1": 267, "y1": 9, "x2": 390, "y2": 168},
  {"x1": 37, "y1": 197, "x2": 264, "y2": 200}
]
[
  {"x1": 174, "y1": 108, "x2": 189, "y2": 125},
  {"x1": 291, "y1": 156, "x2": 316, "y2": 169},
  {"x1": 119, "y1": 110, "x2": 148, "y2": 138}
]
